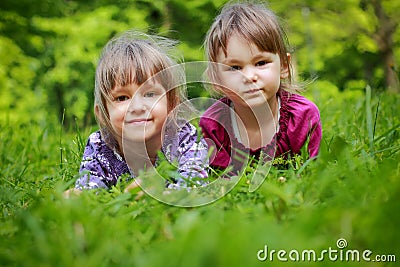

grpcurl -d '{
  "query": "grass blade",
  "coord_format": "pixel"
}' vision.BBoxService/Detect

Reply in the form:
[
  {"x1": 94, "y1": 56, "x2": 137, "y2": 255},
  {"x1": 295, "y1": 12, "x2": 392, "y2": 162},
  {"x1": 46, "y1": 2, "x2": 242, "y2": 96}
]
[{"x1": 365, "y1": 85, "x2": 374, "y2": 154}]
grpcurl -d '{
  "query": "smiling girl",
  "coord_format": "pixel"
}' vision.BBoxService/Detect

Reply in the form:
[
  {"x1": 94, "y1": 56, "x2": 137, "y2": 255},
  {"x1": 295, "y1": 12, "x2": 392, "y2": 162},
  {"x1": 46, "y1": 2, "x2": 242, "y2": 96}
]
[{"x1": 68, "y1": 30, "x2": 208, "y2": 193}]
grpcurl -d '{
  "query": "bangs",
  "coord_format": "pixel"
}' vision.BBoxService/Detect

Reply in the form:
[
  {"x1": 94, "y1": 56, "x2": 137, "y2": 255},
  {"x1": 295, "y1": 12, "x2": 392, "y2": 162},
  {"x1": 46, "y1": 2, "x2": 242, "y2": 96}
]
[
  {"x1": 207, "y1": 3, "x2": 288, "y2": 62},
  {"x1": 233, "y1": 10, "x2": 282, "y2": 54},
  {"x1": 97, "y1": 40, "x2": 169, "y2": 99}
]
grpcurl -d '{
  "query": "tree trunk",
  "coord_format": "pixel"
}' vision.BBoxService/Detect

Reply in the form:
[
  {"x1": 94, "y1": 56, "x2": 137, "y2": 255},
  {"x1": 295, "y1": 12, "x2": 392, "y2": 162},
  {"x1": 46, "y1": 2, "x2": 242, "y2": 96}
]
[
  {"x1": 370, "y1": 0, "x2": 399, "y2": 92},
  {"x1": 383, "y1": 49, "x2": 399, "y2": 93}
]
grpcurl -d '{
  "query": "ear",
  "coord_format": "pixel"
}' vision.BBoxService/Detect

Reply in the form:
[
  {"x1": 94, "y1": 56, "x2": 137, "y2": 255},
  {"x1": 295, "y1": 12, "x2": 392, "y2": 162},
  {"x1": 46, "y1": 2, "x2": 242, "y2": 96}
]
[{"x1": 280, "y1": 53, "x2": 291, "y2": 79}]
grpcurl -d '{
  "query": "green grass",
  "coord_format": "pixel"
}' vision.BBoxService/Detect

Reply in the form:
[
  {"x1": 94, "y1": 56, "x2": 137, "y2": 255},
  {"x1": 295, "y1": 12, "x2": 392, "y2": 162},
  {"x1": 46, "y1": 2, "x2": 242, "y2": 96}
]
[{"x1": 1, "y1": 89, "x2": 399, "y2": 267}]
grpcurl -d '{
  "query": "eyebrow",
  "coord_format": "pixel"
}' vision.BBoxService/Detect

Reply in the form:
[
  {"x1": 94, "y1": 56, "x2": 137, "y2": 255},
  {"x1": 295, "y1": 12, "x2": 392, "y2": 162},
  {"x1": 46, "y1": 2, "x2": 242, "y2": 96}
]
[
  {"x1": 140, "y1": 81, "x2": 166, "y2": 92},
  {"x1": 111, "y1": 86, "x2": 125, "y2": 94},
  {"x1": 254, "y1": 53, "x2": 271, "y2": 60},
  {"x1": 220, "y1": 58, "x2": 242, "y2": 65},
  {"x1": 221, "y1": 52, "x2": 275, "y2": 65}
]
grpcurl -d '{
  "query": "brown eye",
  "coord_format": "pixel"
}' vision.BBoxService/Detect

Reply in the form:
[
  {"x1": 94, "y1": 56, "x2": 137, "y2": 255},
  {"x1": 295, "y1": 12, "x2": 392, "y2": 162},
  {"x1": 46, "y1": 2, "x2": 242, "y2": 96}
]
[
  {"x1": 115, "y1": 96, "x2": 130, "y2": 102},
  {"x1": 256, "y1": 60, "x2": 268, "y2": 66}
]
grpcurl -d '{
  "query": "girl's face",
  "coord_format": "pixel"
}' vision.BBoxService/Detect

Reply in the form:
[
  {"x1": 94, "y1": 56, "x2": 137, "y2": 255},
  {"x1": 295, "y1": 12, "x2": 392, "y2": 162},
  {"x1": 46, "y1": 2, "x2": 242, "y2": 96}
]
[
  {"x1": 107, "y1": 80, "x2": 168, "y2": 147},
  {"x1": 215, "y1": 34, "x2": 288, "y2": 108}
]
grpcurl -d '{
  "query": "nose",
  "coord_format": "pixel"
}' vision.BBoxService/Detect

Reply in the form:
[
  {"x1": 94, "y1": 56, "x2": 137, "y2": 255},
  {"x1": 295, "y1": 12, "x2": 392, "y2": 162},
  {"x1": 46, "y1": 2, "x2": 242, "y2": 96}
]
[
  {"x1": 127, "y1": 95, "x2": 146, "y2": 113},
  {"x1": 242, "y1": 66, "x2": 258, "y2": 83}
]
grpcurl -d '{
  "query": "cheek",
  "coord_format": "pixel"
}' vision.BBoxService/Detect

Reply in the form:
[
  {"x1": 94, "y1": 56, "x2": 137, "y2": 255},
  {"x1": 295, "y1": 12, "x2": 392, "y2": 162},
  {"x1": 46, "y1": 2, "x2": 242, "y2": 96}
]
[
  {"x1": 261, "y1": 68, "x2": 281, "y2": 84},
  {"x1": 219, "y1": 86, "x2": 238, "y2": 97},
  {"x1": 152, "y1": 97, "x2": 168, "y2": 118},
  {"x1": 218, "y1": 73, "x2": 241, "y2": 90},
  {"x1": 108, "y1": 103, "x2": 128, "y2": 121}
]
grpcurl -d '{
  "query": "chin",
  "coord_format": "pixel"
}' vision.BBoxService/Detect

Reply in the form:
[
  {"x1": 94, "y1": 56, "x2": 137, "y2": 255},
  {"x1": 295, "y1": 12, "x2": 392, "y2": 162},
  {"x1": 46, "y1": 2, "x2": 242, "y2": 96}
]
[
  {"x1": 123, "y1": 136, "x2": 147, "y2": 144},
  {"x1": 243, "y1": 98, "x2": 268, "y2": 108}
]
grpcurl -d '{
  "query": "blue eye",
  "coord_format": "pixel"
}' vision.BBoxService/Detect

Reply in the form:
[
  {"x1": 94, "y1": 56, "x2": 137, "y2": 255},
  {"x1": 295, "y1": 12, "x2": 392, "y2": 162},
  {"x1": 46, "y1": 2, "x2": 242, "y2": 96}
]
[
  {"x1": 229, "y1": 65, "x2": 241, "y2": 71},
  {"x1": 144, "y1": 92, "x2": 156, "y2": 97}
]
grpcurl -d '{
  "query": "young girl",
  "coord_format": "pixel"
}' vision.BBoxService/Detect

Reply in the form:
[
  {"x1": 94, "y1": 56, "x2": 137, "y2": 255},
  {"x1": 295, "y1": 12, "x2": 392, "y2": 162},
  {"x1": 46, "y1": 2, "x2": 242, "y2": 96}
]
[
  {"x1": 69, "y1": 30, "x2": 208, "y2": 193},
  {"x1": 199, "y1": 1, "x2": 322, "y2": 172}
]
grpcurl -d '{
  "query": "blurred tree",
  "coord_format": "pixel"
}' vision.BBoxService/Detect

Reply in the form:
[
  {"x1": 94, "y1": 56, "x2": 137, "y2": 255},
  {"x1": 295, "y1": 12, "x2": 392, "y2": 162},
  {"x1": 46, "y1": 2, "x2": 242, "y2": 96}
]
[
  {"x1": 271, "y1": 0, "x2": 399, "y2": 92},
  {"x1": 0, "y1": 0, "x2": 399, "y2": 130},
  {"x1": 0, "y1": 0, "x2": 152, "y2": 128},
  {"x1": 360, "y1": 0, "x2": 399, "y2": 92}
]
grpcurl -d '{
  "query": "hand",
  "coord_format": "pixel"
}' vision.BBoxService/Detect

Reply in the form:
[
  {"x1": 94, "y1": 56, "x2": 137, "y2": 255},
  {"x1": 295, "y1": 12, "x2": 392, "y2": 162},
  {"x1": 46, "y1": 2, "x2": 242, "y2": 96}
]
[
  {"x1": 124, "y1": 179, "x2": 144, "y2": 200},
  {"x1": 63, "y1": 188, "x2": 82, "y2": 198}
]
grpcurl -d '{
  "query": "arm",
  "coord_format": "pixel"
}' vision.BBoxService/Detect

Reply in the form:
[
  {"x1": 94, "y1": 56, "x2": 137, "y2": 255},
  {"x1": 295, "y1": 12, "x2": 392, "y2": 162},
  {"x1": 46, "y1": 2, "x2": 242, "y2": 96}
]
[
  {"x1": 305, "y1": 110, "x2": 322, "y2": 158},
  {"x1": 74, "y1": 132, "x2": 115, "y2": 190},
  {"x1": 175, "y1": 123, "x2": 209, "y2": 186},
  {"x1": 287, "y1": 101, "x2": 322, "y2": 158}
]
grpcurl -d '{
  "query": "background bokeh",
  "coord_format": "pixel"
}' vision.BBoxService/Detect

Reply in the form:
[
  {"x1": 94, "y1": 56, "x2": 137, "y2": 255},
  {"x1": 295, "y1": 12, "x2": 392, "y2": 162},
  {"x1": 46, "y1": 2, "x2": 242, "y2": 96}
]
[{"x1": 1, "y1": 0, "x2": 399, "y2": 129}]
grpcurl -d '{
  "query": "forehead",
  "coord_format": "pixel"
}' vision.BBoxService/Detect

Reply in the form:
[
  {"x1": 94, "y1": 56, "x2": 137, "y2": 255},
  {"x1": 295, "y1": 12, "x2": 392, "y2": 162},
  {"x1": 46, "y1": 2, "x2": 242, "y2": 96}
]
[
  {"x1": 113, "y1": 79, "x2": 165, "y2": 93},
  {"x1": 226, "y1": 35, "x2": 259, "y2": 53},
  {"x1": 216, "y1": 34, "x2": 277, "y2": 62}
]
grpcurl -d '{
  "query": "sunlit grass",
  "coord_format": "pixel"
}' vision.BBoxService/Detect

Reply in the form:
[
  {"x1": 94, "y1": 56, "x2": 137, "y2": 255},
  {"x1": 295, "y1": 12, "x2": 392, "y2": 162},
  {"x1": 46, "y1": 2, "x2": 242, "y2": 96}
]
[{"x1": 0, "y1": 90, "x2": 399, "y2": 267}]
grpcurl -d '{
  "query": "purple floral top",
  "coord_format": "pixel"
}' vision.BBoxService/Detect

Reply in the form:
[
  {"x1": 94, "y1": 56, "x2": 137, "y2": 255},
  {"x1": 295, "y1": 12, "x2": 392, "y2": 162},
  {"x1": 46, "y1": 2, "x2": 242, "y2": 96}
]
[
  {"x1": 199, "y1": 90, "x2": 322, "y2": 171},
  {"x1": 75, "y1": 123, "x2": 208, "y2": 190}
]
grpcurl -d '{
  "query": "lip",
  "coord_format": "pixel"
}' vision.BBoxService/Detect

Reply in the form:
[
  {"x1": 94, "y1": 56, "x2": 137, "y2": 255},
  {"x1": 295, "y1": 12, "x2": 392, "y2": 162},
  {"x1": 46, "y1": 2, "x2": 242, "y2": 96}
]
[
  {"x1": 125, "y1": 118, "x2": 152, "y2": 125},
  {"x1": 244, "y1": 88, "x2": 262, "y2": 94}
]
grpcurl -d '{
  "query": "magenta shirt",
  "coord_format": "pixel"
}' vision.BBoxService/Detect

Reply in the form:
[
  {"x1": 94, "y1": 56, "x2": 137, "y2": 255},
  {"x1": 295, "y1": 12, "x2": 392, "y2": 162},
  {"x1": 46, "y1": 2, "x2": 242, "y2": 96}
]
[{"x1": 199, "y1": 90, "x2": 322, "y2": 170}]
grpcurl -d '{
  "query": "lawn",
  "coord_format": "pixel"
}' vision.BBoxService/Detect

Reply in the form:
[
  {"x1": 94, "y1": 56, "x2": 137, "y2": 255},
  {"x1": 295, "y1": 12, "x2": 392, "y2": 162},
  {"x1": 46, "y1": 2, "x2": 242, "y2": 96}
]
[{"x1": 1, "y1": 87, "x2": 399, "y2": 267}]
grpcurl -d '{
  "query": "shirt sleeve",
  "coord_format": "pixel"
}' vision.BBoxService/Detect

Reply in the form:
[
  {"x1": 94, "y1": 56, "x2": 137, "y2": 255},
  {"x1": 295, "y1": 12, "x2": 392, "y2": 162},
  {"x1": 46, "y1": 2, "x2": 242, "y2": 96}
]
[
  {"x1": 199, "y1": 98, "x2": 233, "y2": 169},
  {"x1": 285, "y1": 97, "x2": 322, "y2": 158},
  {"x1": 75, "y1": 132, "x2": 114, "y2": 190},
  {"x1": 175, "y1": 123, "x2": 209, "y2": 186},
  {"x1": 304, "y1": 107, "x2": 322, "y2": 158}
]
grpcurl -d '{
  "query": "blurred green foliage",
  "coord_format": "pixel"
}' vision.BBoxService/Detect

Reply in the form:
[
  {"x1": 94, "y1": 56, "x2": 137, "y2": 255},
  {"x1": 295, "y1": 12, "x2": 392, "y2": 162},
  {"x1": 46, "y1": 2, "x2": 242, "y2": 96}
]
[{"x1": 0, "y1": 0, "x2": 399, "y2": 129}]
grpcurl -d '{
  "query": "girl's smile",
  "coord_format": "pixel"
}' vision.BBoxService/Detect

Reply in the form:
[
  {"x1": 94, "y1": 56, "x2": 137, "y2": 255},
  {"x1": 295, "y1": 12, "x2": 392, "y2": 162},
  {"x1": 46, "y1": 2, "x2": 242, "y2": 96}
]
[
  {"x1": 125, "y1": 118, "x2": 152, "y2": 125},
  {"x1": 107, "y1": 81, "x2": 168, "y2": 149}
]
